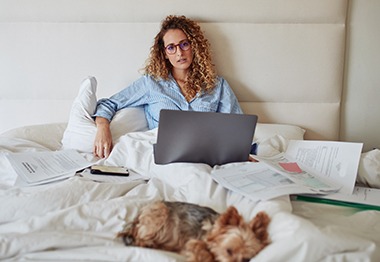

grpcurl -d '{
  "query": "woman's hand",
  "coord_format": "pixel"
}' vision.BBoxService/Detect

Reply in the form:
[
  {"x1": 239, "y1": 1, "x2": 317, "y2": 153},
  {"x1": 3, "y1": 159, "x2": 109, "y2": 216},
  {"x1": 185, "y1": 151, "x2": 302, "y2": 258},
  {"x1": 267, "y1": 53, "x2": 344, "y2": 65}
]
[{"x1": 93, "y1": 117, "x2": 113, "y2": 158}]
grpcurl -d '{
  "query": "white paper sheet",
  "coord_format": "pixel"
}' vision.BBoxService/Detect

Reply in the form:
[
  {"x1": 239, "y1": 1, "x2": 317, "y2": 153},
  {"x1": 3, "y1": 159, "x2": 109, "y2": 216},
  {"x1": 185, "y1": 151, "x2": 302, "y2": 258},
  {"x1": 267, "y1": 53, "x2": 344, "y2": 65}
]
[
  {"x1": 211, "y1": 162, "x2": 321, "y2": 201},
  {"x1": 212, "y1": 140, "x2": 362, "y2": 201},
  {"x1": 253, "y1": 153, "x2": 339, "y2": 192},
  {"x1": 6, "y1": 150, "x2": 91, "y2": 185},
  {"x1": 285, "y1": 140, "x2": 363, "y2": 194}
]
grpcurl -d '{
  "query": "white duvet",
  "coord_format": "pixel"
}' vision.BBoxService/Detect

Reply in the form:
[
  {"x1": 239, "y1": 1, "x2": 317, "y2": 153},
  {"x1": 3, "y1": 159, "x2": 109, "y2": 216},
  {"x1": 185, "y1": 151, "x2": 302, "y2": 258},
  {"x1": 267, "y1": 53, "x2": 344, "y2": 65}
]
[{"x1": 0, "y1": 130, "x2": 380, "y2": 261}]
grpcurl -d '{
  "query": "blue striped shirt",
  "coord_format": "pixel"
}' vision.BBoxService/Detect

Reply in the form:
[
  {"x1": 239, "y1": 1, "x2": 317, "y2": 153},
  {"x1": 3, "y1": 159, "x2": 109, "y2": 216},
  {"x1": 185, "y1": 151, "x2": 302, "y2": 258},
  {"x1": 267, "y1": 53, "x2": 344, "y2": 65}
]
[{"x1": 93, "y1": 75, "x2": 243, "y2": 129}]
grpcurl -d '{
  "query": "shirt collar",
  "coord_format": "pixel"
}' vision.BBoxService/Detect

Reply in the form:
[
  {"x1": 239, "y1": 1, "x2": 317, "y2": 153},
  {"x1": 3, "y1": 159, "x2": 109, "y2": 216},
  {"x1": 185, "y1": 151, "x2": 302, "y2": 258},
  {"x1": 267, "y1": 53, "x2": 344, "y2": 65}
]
[{"x1": 168, "y1": 73, "x2": 203, "y2": 100}]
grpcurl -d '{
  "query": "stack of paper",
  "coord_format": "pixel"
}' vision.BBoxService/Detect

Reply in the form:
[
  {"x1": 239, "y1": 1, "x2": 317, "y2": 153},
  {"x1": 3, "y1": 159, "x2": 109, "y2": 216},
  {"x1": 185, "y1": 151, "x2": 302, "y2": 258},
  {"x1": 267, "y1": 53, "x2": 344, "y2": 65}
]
[
  {"x1": 211, "y1": 140, "x2": 366, "y2": 203},
  {"x1": 6, "y1": 150, "x2": 91, "y2": 186}
]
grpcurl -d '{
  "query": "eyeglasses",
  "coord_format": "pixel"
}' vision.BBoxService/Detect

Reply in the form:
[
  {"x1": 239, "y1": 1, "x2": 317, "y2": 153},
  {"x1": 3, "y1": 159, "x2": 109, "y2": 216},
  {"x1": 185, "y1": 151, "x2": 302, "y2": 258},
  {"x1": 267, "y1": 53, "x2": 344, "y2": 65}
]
[{"x1": 164, "y1": 40, "x2": 191, "y2": 55}]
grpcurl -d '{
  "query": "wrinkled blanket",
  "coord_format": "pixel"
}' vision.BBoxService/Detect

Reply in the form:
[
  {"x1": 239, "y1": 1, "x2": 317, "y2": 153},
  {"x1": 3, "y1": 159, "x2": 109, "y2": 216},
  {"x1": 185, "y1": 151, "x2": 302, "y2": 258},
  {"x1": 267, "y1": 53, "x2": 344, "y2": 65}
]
[{"x1": 0, "y1": 130, "x2": 379, "y2": 261}]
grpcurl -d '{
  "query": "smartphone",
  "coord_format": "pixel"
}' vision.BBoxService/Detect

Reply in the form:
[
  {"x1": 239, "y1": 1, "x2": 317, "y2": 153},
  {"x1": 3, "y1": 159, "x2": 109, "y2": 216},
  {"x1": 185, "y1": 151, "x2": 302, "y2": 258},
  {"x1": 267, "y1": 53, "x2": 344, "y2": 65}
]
[{"x1": 90, "y1": 165, "x2": 129, "y2": 176}]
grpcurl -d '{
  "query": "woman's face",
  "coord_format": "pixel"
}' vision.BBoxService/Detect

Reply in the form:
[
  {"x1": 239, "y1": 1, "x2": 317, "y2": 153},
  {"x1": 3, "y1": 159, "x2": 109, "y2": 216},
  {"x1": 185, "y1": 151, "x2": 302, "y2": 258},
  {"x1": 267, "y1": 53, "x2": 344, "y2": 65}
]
[{"x1": 163, "y1": 29, "x2": 193, "y2": 75}]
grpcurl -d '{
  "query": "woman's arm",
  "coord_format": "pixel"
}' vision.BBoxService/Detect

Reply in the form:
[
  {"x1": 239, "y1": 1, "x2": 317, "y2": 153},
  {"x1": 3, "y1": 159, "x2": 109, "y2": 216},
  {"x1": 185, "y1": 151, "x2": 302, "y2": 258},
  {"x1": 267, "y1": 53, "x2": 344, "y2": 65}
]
[
  {"x1": 92, "y1": 76, "x2": 151, "y2": 121},
  {"x1": 92, "y1": 76, "x2": 152, "y2": 157},
  {"x1": 217, "y1": 77, "x2": 243, "y2": 114}
]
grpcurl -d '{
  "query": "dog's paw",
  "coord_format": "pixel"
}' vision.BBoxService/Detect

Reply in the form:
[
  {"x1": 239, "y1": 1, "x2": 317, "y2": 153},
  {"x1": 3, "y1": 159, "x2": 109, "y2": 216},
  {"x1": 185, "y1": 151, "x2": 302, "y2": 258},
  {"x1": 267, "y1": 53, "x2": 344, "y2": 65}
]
[{"x1": 182, "y1": 239, "x2": 214, "y2": 262}]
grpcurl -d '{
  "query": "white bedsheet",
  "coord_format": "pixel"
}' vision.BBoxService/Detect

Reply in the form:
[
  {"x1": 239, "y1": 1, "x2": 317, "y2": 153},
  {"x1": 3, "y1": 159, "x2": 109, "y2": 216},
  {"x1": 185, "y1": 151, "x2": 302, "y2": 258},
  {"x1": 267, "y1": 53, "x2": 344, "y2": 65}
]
[{"x1": 0, "y1": 130, "x2": 379, "y2": 261}]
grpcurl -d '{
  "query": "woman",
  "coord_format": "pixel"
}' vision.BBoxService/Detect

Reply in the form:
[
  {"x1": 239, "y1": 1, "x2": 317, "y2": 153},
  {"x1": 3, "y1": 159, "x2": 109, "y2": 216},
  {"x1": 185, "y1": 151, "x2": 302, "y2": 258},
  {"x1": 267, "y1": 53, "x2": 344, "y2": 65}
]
[{"x1": 93, "y1": 15, "x2": 242, "y2": 158}]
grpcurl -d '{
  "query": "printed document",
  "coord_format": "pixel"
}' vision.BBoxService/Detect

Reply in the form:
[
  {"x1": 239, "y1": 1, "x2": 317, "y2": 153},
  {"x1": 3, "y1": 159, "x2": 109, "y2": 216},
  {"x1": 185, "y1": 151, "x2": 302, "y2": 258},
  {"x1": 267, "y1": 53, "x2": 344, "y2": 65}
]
[
  {"x1": 211, "y1": 140, "x2": 362, "y2": 201},
  {"x1": 284, "y1": 140, "x2": 363, "y2": 194},
  {"x1": 7, "y1": 150, "x2": 91, "y2": 185},
  {"x1": 252, "y1": 153, "x2": 339, "y2": 192},
  {"x1": 211, "y1": 162, "x2": 329, "y2": 201}
]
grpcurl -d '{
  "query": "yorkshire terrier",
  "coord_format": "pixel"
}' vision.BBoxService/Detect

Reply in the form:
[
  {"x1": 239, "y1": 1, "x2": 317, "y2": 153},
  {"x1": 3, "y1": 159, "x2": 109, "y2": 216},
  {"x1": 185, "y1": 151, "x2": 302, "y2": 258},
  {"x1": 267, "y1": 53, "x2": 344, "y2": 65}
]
[{"x1": 117, "y1": 201, "x2": 271, "y2": 262}]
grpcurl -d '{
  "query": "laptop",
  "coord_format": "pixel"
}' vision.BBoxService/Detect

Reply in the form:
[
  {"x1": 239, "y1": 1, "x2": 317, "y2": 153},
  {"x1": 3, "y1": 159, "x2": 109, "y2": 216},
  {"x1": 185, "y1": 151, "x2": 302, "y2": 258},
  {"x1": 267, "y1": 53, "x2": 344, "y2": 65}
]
[{"x1": 153, "y1": 110, "x2": 258, "y2": 166}]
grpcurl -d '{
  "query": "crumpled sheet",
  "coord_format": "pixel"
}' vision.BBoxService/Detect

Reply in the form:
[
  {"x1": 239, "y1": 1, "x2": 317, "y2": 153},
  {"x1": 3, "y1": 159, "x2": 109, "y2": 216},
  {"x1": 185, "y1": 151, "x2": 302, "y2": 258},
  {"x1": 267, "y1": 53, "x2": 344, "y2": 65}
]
[{"x1": 0, "y1": 130, "x2": 379, "y2": 261}]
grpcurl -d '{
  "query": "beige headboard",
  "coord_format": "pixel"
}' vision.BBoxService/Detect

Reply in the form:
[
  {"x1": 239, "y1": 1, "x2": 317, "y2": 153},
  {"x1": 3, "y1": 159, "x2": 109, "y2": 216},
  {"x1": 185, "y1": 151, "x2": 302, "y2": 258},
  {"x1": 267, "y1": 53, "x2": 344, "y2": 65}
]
[{"x1": 0, "y1": 0, "x2": 347, "y2": 141}]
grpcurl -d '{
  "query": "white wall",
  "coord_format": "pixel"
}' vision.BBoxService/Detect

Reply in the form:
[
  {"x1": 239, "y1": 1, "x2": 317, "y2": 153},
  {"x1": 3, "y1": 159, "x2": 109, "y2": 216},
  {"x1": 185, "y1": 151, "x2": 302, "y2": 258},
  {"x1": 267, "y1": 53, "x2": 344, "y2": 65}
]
[
  {"x1": 0, "y1": 0, "x2": 347, "y2": 142},
  {"x1": 0, "y1": 0, "x2": 379, "y2": 151},
  {"x1": 342, "y1": 0, "x2": 380, "y2": 151}
]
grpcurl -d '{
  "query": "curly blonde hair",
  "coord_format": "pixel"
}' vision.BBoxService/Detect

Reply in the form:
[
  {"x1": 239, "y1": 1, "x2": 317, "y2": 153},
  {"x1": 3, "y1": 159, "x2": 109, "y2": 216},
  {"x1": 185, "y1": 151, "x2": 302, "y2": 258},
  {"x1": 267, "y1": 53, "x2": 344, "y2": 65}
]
[{"x1": 144, "y1": 15, "x2": 217, "y2": 101}]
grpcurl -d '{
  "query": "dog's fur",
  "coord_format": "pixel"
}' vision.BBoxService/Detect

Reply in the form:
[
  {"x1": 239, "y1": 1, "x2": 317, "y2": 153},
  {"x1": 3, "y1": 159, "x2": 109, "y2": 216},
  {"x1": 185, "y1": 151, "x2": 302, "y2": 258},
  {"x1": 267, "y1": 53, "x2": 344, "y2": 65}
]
[{"x1": 117, "y1": 201, "x2": 270, "y2": 262}]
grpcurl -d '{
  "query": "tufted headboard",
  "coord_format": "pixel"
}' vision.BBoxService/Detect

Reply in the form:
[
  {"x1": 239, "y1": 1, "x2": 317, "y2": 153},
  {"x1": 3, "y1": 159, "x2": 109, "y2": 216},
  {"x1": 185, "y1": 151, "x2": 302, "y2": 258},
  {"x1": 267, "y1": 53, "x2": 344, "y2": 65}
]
[{"x1": 0, "y1": 0, "x2": 348, "y2": 140}]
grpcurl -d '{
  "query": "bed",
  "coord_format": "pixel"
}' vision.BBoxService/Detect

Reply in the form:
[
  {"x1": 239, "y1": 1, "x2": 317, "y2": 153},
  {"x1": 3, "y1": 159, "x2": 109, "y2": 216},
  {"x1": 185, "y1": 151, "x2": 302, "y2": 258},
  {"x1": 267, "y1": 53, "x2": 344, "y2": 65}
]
[{"x1": 1, "y1": 0, "x2": 380, "y2": 261}]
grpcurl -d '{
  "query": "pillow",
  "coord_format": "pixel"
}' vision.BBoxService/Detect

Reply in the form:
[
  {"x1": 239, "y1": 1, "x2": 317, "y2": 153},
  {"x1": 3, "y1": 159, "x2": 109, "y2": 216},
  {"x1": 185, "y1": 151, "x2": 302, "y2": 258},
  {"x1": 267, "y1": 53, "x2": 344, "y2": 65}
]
[
  {"x1": 1, "y1": 123, "x2": 67, "y2": 150},
  {"x1": 356, "y1": 149, "x2": 380, "y2": 188},
  {"x1": 61, "y1": 76, "x2": 148, "y2": 153},
  {"x1": 252, "y1": 124, "x2": 306, "y2": 157},
  {"x1": 253, "y1": 123, "x2": 305, "y2": 143}
]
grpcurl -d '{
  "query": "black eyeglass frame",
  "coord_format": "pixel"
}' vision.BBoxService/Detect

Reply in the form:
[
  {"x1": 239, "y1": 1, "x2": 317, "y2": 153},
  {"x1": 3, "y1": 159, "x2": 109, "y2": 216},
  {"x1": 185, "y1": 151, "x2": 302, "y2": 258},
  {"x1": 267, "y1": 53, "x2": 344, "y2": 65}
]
[{"x1": 164, "y1": 40, "x2": 191, "y2": 55}]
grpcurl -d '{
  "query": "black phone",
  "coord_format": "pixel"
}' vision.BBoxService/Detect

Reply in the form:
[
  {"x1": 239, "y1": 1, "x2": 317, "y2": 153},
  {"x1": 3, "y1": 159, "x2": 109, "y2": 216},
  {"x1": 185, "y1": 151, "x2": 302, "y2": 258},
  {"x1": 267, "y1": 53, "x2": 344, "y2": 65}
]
[{"x1": 90, "y1": 165, "x2": 129, "y2": 176}]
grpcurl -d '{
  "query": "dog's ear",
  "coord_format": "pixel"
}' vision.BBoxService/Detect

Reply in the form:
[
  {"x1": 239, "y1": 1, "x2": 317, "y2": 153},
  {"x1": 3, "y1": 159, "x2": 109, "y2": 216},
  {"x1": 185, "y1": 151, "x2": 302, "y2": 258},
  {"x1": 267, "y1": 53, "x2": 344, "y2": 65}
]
[
  {"x1": 216, "y1": 206, "x2": 243, "y2": 227},
  {"x1": 249, "y1": 211, "x2": 270, "y2": 243}
]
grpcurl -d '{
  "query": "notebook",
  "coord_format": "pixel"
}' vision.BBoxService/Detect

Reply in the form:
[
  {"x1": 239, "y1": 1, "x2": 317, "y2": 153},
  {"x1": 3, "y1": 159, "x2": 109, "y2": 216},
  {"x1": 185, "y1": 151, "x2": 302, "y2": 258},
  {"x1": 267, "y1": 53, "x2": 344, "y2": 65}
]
[{"x1": 154, "y1": 109, "x2": 258, "y2": 166}]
